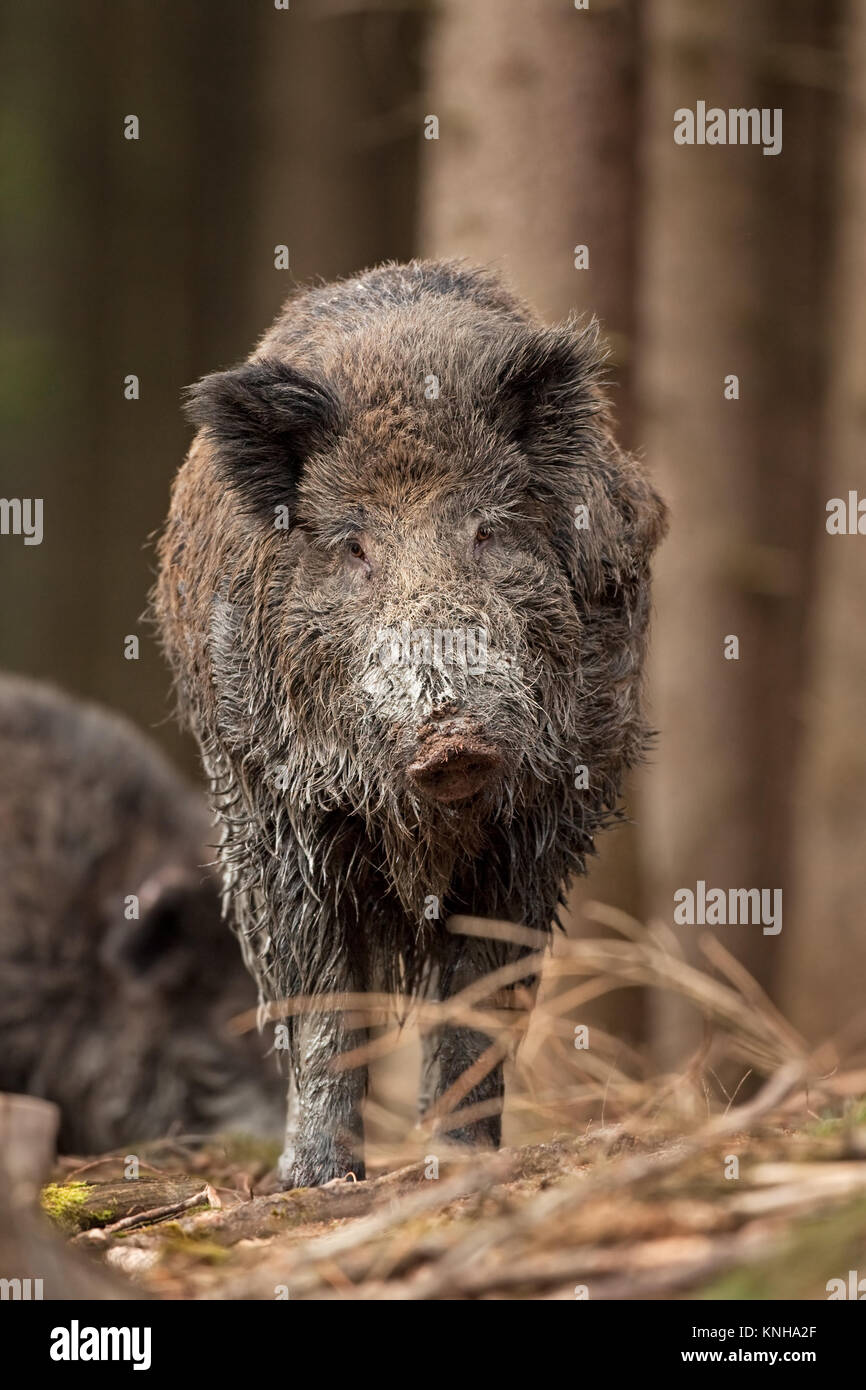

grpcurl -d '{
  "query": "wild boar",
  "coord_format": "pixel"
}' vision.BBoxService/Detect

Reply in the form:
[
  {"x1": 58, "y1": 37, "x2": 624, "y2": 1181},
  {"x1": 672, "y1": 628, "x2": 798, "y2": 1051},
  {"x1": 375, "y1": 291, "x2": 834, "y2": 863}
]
[
  {"x1": 0, "y1": 674, "x2": 283, "y2": 1152},
  {"x1": 154, "y1": 259, "x2": 666, "y2": 1186}
]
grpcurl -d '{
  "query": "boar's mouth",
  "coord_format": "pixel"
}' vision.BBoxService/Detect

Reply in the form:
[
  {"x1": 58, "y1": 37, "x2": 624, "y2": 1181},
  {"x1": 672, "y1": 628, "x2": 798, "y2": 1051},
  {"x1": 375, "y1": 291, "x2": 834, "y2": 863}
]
[{"x1": 407, "y1": 729, "x2": 503, "y2": 804}]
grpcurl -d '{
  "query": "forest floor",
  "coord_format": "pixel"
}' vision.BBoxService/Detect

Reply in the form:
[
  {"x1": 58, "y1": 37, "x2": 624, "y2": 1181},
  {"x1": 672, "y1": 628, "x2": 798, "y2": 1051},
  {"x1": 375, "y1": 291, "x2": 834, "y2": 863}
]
[
  {"x1": 28, "y1": 913, "x2": 866, "y2": 1300},
  {"x1": 40, "y1": 1068, "x2": 866, "y2": 1300}
]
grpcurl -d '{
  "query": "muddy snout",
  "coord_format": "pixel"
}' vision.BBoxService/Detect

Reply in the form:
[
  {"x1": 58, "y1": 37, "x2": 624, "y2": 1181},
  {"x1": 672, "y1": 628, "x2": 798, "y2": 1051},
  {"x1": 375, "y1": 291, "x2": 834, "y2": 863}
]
[{"x1": 407, "y1": 721, "x2": 503, "y2": 803}]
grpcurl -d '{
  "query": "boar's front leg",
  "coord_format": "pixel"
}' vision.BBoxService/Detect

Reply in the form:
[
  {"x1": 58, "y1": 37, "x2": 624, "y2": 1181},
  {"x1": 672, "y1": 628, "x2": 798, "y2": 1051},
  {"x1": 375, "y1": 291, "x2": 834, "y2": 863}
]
[
  {"x1": 419, "y1": 955, "x2": 505, "y2": 1150},
  {"x1": 284, "y1": 988, "x2": 368, "y2": 1188}
]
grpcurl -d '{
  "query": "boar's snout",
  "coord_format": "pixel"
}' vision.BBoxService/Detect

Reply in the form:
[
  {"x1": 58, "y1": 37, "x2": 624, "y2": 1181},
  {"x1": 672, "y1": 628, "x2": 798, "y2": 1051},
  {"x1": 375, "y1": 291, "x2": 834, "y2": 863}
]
[{"x1": 407, "y1": 721, "x2": 503, "y2": 803}]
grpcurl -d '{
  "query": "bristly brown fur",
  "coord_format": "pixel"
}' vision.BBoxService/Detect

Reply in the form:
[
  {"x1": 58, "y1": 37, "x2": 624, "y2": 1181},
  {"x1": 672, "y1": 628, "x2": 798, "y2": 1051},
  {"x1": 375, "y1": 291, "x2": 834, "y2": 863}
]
[
  {"x1": 0, "y1": 674, "x2": 284, "y2": 1151},
  {"x1": 153, "y1": 258, "x2": 667, "y2": 1186}
]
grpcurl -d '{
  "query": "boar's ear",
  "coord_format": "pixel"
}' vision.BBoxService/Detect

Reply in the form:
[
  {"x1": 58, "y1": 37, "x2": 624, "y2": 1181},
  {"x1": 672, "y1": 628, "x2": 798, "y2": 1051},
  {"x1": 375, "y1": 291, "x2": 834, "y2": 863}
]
[
  {"x1": 100, "y1": 869, "x2": 215, "y2": 994},
  {"x1": 493, "y1": 320, "x2": 667, "y2": 593},
  {"x1": 608, "y1": 455, "x2": 669, "y2": 572},
  {"x1": 492, "y1": 317, "x2": 609, "y2": 464},
  {"x1": 184, "y1": 357, "x2": 344, "y2": 524}
]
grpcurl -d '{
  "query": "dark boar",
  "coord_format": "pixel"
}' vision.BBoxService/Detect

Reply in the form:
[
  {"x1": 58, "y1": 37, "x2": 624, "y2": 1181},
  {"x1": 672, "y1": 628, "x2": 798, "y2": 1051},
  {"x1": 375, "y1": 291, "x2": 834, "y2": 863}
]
[
  {"x1": 154, "y1": 259, "x2": 666, "y2": 1186},
  {"x1": 0, "y1": 674, "x2": 283, "y2": 1152}
]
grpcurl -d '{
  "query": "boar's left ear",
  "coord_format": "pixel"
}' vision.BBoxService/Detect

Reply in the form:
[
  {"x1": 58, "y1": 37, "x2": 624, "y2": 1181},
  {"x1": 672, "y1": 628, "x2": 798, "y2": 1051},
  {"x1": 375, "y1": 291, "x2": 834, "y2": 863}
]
[
  {"x1": 184, "y1": 357, "x2": 345, "y2": 524},
  {"x1": 608, "y1": 454, "x2": 669, "y2": 571},
  {"x1": 493, "y1": 319, "x2": 667, "y2": 588},
  {"x1": 492, "y1": 317, "x2": 609, "y2": 464}
]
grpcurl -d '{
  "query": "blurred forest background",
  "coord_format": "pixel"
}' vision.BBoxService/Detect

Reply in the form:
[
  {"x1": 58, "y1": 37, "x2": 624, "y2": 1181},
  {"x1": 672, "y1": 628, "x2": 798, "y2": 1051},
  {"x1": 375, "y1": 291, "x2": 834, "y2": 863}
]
[{"x1": 1, "y1": 0, "x2": 864, "y2": 1111}]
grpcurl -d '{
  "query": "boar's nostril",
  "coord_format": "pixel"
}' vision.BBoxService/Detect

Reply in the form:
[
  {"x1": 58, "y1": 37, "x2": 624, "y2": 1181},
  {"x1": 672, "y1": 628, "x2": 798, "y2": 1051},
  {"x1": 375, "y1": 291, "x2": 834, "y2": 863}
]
[{"x1": 407, "y1": 734, "x2": 503, "y2": 803}]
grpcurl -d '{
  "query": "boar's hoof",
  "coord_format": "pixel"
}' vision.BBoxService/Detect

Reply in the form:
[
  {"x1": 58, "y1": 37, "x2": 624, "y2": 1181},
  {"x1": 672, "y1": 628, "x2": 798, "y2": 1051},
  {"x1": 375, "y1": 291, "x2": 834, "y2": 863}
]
[{"x1": 282, "y1": 1138, "x2": 365, "y2": 1190}]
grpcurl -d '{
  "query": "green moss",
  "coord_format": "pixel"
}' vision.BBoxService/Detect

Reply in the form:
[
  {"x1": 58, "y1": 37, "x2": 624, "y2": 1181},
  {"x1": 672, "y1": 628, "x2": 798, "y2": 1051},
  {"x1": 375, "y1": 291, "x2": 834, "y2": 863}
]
[
  {"x1": 159, "y1": 1226, "x2": 229, "y2": 1265},
  {"x1": 806, "y1": 1098, "x2": 866, "y2": 1139},
  {"x1": 40, "y1": 1181, "x2": 116, "y2": 1234},
  {"x1": 699, "y1": 1196, "x2": 866, "y2": 1300}
]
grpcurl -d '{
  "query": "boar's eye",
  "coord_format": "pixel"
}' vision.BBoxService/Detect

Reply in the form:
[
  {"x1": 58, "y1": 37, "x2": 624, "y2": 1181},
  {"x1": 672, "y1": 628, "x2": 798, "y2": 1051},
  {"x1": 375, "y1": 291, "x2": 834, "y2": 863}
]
[
  {"x1": 474, "y1": 524, "x2": 492, "y2": 550},
  {"x1": 347, "y1": 539, "x2": 366, "y2": 561}
]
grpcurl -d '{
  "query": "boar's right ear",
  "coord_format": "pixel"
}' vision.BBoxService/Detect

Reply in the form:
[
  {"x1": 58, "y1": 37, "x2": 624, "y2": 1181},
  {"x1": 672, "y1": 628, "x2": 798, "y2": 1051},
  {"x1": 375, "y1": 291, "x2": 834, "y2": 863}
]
[{"x1": 184, "y1": 357, "x2": 344, "y2": 524}]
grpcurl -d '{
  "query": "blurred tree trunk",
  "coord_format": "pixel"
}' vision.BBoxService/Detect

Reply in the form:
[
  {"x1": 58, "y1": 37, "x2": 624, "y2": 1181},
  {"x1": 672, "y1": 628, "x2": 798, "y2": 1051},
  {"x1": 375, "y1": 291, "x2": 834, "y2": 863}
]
[
  {"x1": 779, "y1": 1, "x2": 866, "y2": 1049},
  {"x1": 0, "y1": 2, "x2": 96, "y2": 691},
  {"x1": 87, "y1": 3, "x2": 260, "y2": 769},
  {"x1": 0, "y1": 1, "x2": 260, "y2": 773},
  {"x1": 421, "y1": 0, "x2": 647, "y2": 1063},
  {"x1": 636, "y1": 0, "x2": 838, "y2": 1069},
  {"x1": 420, "y1": 0, "x2": 639, "y2": 347},
  {"x1": 244, "y1": 6, "x2": 426, "y2": 337}
]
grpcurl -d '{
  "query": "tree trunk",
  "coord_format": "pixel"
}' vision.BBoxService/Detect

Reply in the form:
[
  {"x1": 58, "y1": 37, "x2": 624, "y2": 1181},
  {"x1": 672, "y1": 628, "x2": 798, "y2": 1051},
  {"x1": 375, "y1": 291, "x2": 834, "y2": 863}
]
[
  {"x1": 779, "y1": 0, "x2": 866, "y2": 1049},
  {"x1": 636, "y1": 0, "x2": 838, "y2": 1068}
]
